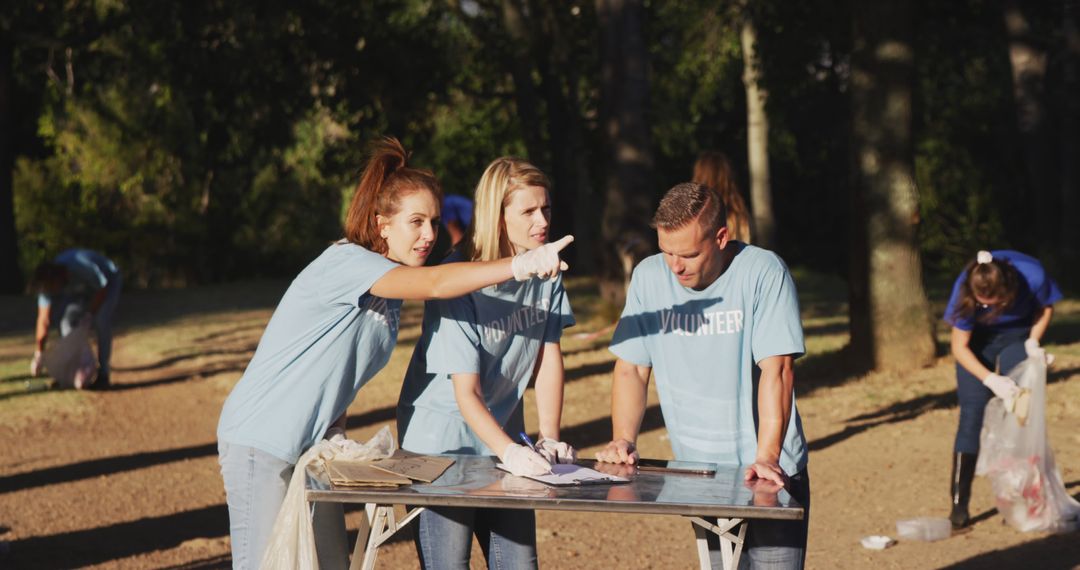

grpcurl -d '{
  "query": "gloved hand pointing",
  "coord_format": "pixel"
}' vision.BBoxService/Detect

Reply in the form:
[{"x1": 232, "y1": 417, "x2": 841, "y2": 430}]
[
  {"x1": 535, "y1": 437, "x2": 577, "y2": 464},
  {"x1": 983, "y1": 373, "x2": 1020, "y2": 402},
  {"x1": 511, "y1": 235, "x2": 574, "y2": 281},
  {"x1": 30, "y1": 350, "x2": 44, "y2": 377},
  {"x1": 501, "y1": 443, "x2": 552, "y2": 476}
]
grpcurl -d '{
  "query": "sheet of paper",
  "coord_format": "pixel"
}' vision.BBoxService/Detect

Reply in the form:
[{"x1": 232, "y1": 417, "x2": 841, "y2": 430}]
[
  {"x1": 326, "y1": 460, "x2": 412, "y2": 488},
  {"x1": 370, "y1": 450, "x2": 456, "y2": 483},
  {"x1": 496, "y1": 463, "x2": 630, "y2": 487}
]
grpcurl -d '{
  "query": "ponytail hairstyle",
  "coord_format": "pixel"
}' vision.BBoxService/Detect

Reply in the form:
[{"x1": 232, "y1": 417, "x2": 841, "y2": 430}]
[
  {"x1": 952, "y1": 251, "x2": 1021, "y2": 324},
  {"x1": 692, "y1": 151, "x2": 751, "y2": 242},
  {"x1": 461, "y1": 157, "x2": 550, "y2": 262},
  {"x1": 344, "y1": 137, "x2": 442, "y2": 253}
]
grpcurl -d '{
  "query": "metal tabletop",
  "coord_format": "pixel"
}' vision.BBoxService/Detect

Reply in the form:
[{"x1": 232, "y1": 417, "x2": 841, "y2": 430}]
[{"x1": 306, "y1": 454, "x2": 803, "y2": 521}]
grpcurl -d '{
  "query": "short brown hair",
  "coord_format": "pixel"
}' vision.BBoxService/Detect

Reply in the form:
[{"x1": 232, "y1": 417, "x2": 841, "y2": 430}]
[
  {"x1": 653, "y1": 182, "x2": 727, "y2": 234},
  {"x1": 344, "y1": 137, "x2": 442, "y2": 253}
]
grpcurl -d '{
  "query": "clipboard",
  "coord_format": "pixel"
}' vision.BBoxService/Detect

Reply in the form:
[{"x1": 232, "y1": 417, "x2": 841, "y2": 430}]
[
  {"x1": 496, "y1": 463, "x2": 630, "y2": 487},
  {"x1": 576, "y1": 458, "x2": 717, "y2": 476}
]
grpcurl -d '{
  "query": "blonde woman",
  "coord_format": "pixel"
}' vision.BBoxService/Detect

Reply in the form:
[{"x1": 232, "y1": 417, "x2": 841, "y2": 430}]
[{"x1": 397, "y1": 157, "x2": 576, "y2": 569}]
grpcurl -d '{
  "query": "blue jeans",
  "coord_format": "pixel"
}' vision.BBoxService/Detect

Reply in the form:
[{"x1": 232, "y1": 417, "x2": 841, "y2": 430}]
[
  {"x1": 954, "y1": 329, "x2": 1028, "y2": 454},
  {"x1": 414, "y1": 506, "x2": 538, "y2": 570},
  {"x1": 218, "y1": 441, "x2": 348, "y2": 570},
  {"x1": 705, "y1": 470, "x2": 810, "y2": 570},
  {"x1": 56, "y1": 276, "x2": 121, "y2": 375}
]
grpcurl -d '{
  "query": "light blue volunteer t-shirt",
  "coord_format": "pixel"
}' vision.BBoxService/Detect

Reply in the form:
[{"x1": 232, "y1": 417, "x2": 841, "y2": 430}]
[
  {"x1": 37, "y1": 249, "x2": 119, "y2": 307},
  {"x1": 217, "y1": 242, "x2": 401, "y2": 464},
  {"x1": 609, "y1": 243, "x2": 808, "y2": 475},
  {"x1": 398, "y1": 253, "x2": 575, "y2": 456}
]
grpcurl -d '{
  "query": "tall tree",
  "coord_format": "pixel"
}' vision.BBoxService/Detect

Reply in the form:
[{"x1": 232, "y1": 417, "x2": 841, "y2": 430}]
[
  {"x1": 596, "y1": 0, "x2": 655, "y2": 304},
  {"x1": 849, "y1": 0, "x2": 935, "y2": 371},
  {"x1": 740, "y1": 3, "x2": 775, "y2": 248},
  {"x1": 1001, "y1": 0, "x2": 1058, "y2": 261},
  {"x1": 0, "y1": 35, "x2": 18, "y2": 293},
  {"x1": 1059, "y1": 0, "x2": 1080, "y2": 287}
]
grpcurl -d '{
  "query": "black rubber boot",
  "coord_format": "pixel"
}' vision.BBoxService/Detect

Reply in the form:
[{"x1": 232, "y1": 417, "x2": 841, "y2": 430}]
[
  {"x1": 949, "y1": 452, "x2": 977, "y2": 529},
  {"x1": 93, "y1": 371, "x2": 111, "y2": 390}
]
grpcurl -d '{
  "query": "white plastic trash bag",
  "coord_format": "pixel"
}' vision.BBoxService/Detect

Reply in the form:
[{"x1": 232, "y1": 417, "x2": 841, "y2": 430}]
[
  {"x1": 41, "y1": 321, "x2": 97, "y2": 389},
  {"x1": 976, "y1": 356, "x2": 1080, "y2": 533},
  {"x1": 261, "y1": 425, "x2": 397, "y2": 570}
]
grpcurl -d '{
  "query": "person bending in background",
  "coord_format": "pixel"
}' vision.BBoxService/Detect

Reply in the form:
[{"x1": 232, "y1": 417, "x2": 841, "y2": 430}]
[
  {"x1": 597, "y1": 182, "x2": 809, "y2": 569},
  {"x1": 943, "y1": 249, "x2": 1061, "y2": 529},
  {"x1": 31, "y1": 248, "x2": 122, "y2": 390},
  {"x1": 442, "y1": 193, "x2": 473, "y2": 246},
  {"x1": 216, "y1": 138, "x2": 573, "y2": 570},
  {"x1": 398, "y1": 157, "x2": 576, "y2": 570},
  {"x1": 692, "y1": 150, "x2": 752, "y2": 243}
]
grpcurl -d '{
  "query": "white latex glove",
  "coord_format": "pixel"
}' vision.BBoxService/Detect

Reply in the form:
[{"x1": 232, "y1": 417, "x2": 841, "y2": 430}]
[
  {"x1": 511, "y1": 235, "x2": 574, "y2": 281},
  {"x1": 30, "y1": 350, "x2": 44, "y2": 377},
  {"x1": 535, "y1": 437, "x2": 577, "y2": 464},
  {"x1": 501, "y1": 443, "x2": 552, "y2": 476},
  {"x1": 983, "y1": 373, "x2": 1020, "y2": 402},
  {"x1": 1024, "y1": 338, "x2": 1055, "y2": 365}
]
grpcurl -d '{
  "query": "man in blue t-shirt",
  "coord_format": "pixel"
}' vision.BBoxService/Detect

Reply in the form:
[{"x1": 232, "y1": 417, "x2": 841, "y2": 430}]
[
  {"x1": 31, "y1": 249, "x2": 122, "y2": 389},
  {"x1": 597, "y1": 182, "x2": 808, "y2": 569}
]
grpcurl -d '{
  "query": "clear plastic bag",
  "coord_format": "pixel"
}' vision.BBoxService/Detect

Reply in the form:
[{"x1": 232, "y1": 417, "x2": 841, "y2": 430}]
[
  {"x1": 976, "y1": 356, "x2": 1080, "y2": 533},
  {"x1": 41, "y1": 321, "x2": 97, "y2": 389},
  {"x1": 261, "y1": 425, "x2": 397, "y2": 570}
]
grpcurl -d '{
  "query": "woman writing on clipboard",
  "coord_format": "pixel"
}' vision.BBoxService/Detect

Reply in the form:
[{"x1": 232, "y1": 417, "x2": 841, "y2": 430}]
[{"x1": 397, "y1": 157, "x2": 577, "y2": 569}]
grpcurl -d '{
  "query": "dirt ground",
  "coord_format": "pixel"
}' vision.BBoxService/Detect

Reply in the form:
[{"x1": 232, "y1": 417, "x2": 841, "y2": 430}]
[{"x1": 0, "y1": 279, "x2": 1078, "y2": 569}]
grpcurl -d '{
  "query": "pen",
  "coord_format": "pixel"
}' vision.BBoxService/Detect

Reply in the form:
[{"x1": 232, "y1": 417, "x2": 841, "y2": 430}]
[{"x1": 519, "y1": 432, "x2": 537, "y2": 451}]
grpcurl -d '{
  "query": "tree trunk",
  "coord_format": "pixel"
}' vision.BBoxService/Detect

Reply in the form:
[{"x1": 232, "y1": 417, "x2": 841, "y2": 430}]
[
  {"x1": 1002, "y1": 0, "x2": 1058, "y2": 259},
  {"x1": 501, "y1": 0, "x2": 547, "y2": 164},
  {"x1": 0, "y1": 38, "x2": 22, "y2": 294},
  {"x1": 1059, "y1": 1, "x2": 1080, "y2": 287},
  {"x1": 849, "y1": 0, "x2": 935, "y2": 371},
  {"x1": 595, "y1": 0, "x2": 655, "y2": 306},
  {"x1": 534, "y1": 1, "x2": 597, "y2": 272},
  {"x1": 740, "y1": 14, "x2": 775, "y2": 249}
]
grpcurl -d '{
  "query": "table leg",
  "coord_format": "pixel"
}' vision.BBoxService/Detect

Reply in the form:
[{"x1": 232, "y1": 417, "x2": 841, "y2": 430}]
[
  {"x1": 347, "y1": 505, "x2": 427, "y2": 570},
  {"x1": 688, "y1": 516, "x2": 746, "y2": 570}
]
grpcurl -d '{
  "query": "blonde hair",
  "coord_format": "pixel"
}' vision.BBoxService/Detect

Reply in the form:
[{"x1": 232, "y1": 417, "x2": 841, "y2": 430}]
[
  {"x1": 692, "y1": 151, "x2": 751, "y2": 242},
  {"x1": 462, "y1": 157, "x2": 550, "y2": 262}
]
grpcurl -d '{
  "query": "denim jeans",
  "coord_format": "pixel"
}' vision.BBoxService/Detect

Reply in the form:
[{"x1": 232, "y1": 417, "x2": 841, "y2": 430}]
[
  {"x1": 56, "y1": 276, "x2": 121, "y2": 375},
  {"x1": 705, "y1": 470, "x2": 810, "y2": 570},
  {"x1": 414, "y1": 506, "x2": 538, "y2": 570},
  {"x1": 218, "y1": 441, "x2": 348, "y2": 569},
  {"x1": 954, "y1": 329, "x2": 1028, "y2": 454}
]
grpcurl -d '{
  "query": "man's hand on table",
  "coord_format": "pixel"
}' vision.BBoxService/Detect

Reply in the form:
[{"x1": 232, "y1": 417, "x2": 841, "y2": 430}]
[
  {"x1": 745, "y1": 477, "x2": 783, "y2": 507},
  {"x1": 744, "y1": 459, "x2": 789, "y2": 488},
  {"x1": 595, "y1": 439, "x2": 638, "y2": 464}
]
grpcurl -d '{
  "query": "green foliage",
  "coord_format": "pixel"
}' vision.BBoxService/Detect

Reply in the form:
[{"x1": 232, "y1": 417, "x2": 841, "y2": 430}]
[
  {"x1": 913, "y1": 0, "x2": 1018, "y2": 279},
  {"x1": 5, "y1": 0, "x2": 1065, "y2": 288}
]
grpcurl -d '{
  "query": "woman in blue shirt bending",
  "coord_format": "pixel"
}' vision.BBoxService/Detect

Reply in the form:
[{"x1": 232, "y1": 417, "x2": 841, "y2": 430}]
[
  {"x1": 398, "y1": 157, "x2": 577, "y2": 569},
  {"x1": 943, "y1": 249, "x2": 1062, "y2": 529}
]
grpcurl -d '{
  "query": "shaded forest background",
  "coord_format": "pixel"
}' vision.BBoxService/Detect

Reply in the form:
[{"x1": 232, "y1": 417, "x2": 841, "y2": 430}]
[{"x1": 1, "y1": 1, "x2": 1077, "y2": 315}]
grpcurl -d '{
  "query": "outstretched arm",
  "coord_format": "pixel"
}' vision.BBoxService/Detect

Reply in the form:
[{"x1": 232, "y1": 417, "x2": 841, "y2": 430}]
[
  {"x1": 369, "y1": 235, "x2": 573, "y2": 300},
  {"x1": 35, "y1": 305, "x2": 50, "y2": 352}
]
